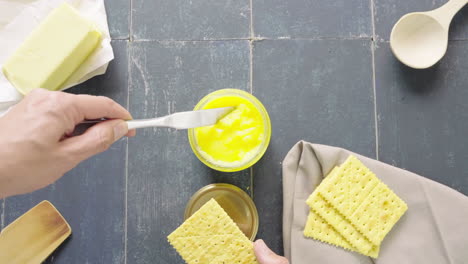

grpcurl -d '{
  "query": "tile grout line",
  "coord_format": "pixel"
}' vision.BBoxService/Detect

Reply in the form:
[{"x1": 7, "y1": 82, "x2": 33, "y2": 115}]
[
  {"x1": 131, "y1": 36, "x2": 375, "y2": 42},
  {"x1": 249, "y1": 0, "x2": 254, "y2": 39},
  {"x1": 125, "y1": 0, "x2": 133, "y2": 261},
  {"x1": 129, "y1": 0, "x2": 133, "y2": 42},
  {"x1": 249, "y1": 0, "x2": 254, "y2": 198},
  {"x1": 118, "y1": 37, "x2": 468, "y2": 42},
  {"x1": 124, "y1": 41, "x2": 131, "y2": 264},
  {"x1": 370, "y1": 0, "x2": 379, "y2": 161},
  {"x1": 249, "y1": 40, "x2": 253, "y2": 94},
  {"x1": 250, "y1": 167, "x2": 254, "y2": 198},
  {"x1": 1, "y1": 198, "x2": 5, "y2": 229}
]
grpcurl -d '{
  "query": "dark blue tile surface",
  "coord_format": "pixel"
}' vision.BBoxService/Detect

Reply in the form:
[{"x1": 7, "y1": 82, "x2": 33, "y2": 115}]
[
  {"x1": 4, "y1": 0, "x2": 468, "y2": 263},
  {"x1": 132, "y1": 0, "x2": 250, "y2": 40},
  {"x1": 252, "y1": 39, "x2": 376, "y2": 254},
  {"x1": 253, "y1": 0, "x2": 372, "y2": 38},
  {"x1": 374, "y1": 0, "x2": 468, "y2": 40},
  {"x1": 105, "y1": 0, "x2": 130, "y2": 39},
  {"x1": 0, "y1": 200, "x2": 3, "y2": 229},
  {"x1": 126, "y1": 40, "x2": 251, "y2": 263},
  {"x1": 376, "y1": 41, "x2": 468, "y2": 195},
  {"x1": 3, "y1": 40, "x2": 129, "y2": 263}
]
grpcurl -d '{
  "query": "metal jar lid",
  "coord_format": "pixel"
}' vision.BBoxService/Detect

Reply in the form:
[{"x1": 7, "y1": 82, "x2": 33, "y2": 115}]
[{"x1": 184, "y1": 183, "x2": 259, "y2": 241}]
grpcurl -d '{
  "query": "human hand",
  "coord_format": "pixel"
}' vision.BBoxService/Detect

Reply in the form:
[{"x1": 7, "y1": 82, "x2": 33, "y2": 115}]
[
  {"x1": 0, "y1": 88, "x2": 135, "y2": 198},
  {"x1": 254, "y1": 240, "x2": 289, "y2": 264}
]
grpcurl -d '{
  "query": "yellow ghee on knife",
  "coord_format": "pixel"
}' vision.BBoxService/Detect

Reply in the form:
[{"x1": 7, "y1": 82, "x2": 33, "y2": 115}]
[
  {"x1": 2, "y1": 3, "x2": 102, "y2": 95},
  {"x1": 190, "y1": 89, "x2": 271, "y2": 172}
]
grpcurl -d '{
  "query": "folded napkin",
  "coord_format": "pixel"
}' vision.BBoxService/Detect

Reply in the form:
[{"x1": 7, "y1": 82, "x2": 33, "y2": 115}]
[{"x1": 283, "y1": 141, "x2": 468, "y2": 264}]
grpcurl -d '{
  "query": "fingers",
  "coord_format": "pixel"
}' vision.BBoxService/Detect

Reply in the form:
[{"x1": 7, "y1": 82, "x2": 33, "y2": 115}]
[
  {"x1": 66, "y1": 93, "x2": 135, "y2": 136},
  {"x1": 254, "y1": 240, "x2": 289, "y2": 264},
  {"x1": 70, "y1": 94, "x2": 132, "y2": 123},
  {"x1": 59, "y1": 119, "x2": 129, "y2": 163},
  {"x1": 29, "y1": 89, "x2": 131, "y2": 122},
  {"x1": 127, "y1": 129, "x2": 136, "y2": 137}
]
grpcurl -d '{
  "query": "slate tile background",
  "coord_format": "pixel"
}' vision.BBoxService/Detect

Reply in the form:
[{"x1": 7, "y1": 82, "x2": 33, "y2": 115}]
[
  {"x1": 127, "y1": 40, "x2": 251, "y2": 263},
  {"x1": 253, "y1": 0, "x2": 372, "y2": 38},
  {"x1": 4, "y1": 0, "x2": 468, "y2": 263},
  {"x1": 376, "y1": 41, "x2": 468, "y2": 194},
  {"x1": 132, "y1": 0, "x2": 251, "y2": 40}
]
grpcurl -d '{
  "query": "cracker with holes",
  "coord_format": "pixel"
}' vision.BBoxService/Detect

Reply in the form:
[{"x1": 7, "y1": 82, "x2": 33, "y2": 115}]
[
  {"x1": 304, "y1": 155, "x2": 407, "y2": 258},
  {"x1": 304, "y1": 207, "x2": 354, "y2": 251},
  {"x1": 168, "y1": 199, "x2": 258, "y2": 264}
]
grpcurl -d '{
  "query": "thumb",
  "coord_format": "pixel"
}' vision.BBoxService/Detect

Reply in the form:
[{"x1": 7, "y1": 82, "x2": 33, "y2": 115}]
[
  {"x1": 254, "y1": 240, "x2": 289, "y2": 264},
  {"x1": 60, "y1": 119, "x2": 128, "y2": 163}
]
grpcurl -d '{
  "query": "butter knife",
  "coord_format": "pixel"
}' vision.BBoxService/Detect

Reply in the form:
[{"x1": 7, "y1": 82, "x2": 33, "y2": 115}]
[{"x1": 72, "y1": 107, "x2": 233, "y2": 136}]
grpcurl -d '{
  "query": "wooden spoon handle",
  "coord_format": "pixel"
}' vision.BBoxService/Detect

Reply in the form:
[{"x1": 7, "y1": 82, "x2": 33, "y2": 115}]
[{"x1": 431, "y1": 0, "x2": 468, "y2": 28}]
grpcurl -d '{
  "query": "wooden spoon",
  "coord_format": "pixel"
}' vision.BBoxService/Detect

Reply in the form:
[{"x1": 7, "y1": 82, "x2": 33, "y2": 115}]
[
  {"x1": 0, "y1": 201, "x2": 71, "y2": 264},
  {"x1": 390, "y1": 0, "x2": 467, "y2": 69}
]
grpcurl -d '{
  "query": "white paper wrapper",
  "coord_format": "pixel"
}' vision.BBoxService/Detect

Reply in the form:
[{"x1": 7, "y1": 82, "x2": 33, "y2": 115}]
[{"x1": 0, "y1": 0, "x2": 114, "y2": 114}]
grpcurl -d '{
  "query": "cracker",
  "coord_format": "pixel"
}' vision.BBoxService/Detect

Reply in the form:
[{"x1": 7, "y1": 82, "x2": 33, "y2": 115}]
[
  {"x1": 308, "y1": 192, "x2": 374, "y2": 254},
  {"x1": 305, "y1": 156, "x2": 405, "y2": 258},
  {"x1": 168, "y1": 199, "x2": 258, "y2": 264},
  {"x1": 306, "y1": 166, "x2": 339, "y2": 207},
  {"x1": 168, "y1": 199, "x2": 245, "y2": 241},
  {"x1": 351, "y1": 182, "x2": 408, "y2": 245},
  {"x1": 318, "y1": 156, "x2": 379, "y2": 217},
  {"x1": 170, "y1": 235, "x2": 256, "y2": 264},
  {"x1": 316, "y1": 156, "x2": 407, "y2": 246},
  {"x1": 303, "y1": 207, "x2": 380, "y2": 258},
  {"x1": 303, "y1": 208, "x2": 353, "y2": 251}
]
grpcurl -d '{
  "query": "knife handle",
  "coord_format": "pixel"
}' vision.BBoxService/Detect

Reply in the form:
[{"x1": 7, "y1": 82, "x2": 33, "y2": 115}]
[
  {"x1": 126, "y1": 117, "x2": 168, "y2": 130},
  {"x1": 71, "y1": 117, "x2": 169, "y2": 136}
]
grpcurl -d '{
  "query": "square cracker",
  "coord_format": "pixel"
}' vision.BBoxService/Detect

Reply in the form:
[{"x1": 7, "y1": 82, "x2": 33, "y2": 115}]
[
  {"x1": 351, "y1": 182, "x2": 408, "y2": 245},
  {"x1": 168, "y1": 199, "x2": 258, "y2": 264},
  {"x1": 318, "y1": 156, "x2": 379, "y2": 217},
  {"x1": 303, "y1": 207, "x2": 380, "y2": 258},
  {"x1": 170, "y1": 235, "x2": 256, "y2": 264},
  {"x1": 305, "y1": 156, "x2": 405, "y2": 258},
  {"x1": 303, "y1": 208, "x2": 353, "y2": 251},
  {"x1": 168, "y1": 199, "x2": 245, "y2": 240},
  {"x1": 307, "y1": 192, "x2": 375, "y2": 255},
  {"x1": 317, "y1": 156, "x2": 407, "y2": 246}
]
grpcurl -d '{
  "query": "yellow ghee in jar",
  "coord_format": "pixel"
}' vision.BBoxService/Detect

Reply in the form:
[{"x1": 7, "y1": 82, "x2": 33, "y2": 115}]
[{"x1": 195, "y1": 95, "x2": 265, "y2": 165}]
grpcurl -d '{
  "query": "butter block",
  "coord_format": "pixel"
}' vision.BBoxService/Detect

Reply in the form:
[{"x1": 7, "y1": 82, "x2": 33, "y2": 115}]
[{"x1": 2, "y1": 3, "x2": 102, "y2": 94}]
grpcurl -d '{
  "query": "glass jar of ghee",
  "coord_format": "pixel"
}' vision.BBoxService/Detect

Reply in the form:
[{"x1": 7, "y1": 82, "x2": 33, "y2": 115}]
[{"x1": 188, "y1": 89, "x2": 271, "y2": 172}]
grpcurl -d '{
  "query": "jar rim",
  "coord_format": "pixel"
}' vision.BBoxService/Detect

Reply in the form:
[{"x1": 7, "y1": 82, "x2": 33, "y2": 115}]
[{"x1": 188, "y1": 89, "x2": 271, "y2": 172}]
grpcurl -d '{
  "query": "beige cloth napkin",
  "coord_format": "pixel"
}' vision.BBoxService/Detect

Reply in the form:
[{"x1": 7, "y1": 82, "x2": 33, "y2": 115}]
[{"x1": 283, "y1": 141, "x2": 468, "y2": 264}]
